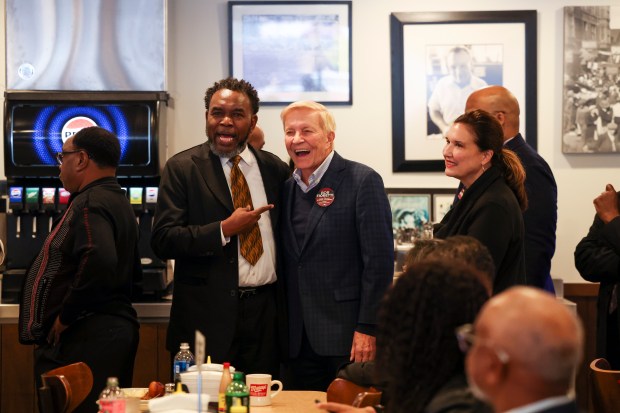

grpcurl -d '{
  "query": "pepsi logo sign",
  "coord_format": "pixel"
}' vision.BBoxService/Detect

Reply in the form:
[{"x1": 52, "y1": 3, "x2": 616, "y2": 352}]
[{"x1": 61, "y1": 117, "x2": 98, "y2": 141}]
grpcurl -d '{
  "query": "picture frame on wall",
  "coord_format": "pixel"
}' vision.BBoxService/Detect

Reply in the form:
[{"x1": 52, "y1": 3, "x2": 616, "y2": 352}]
[
  {"x1": 386, "y1": 191, "x2": 431, "y2": 234},
  {"x1": 386, "y1": 188, "x2": 456, "y2": 227},
  {"x1": 228, "y1": 1, "x2": 352, "y2": 105},
  {"x1": 433, "y1": 193, "x2": 455, "y2": 222},
  {"x1": 390, "y1": 10, "x2": 538, "y2": 172},
  {"x1": 561, "y1": 6, "x2": 620, "y2": 154}
]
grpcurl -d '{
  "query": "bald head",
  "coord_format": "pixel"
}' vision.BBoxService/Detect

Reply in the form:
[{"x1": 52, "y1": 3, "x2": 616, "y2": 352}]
[
  {"x1": 478, "y1": 286, "x2": 582, "y2": 388},
  {"x1": 248, "y1": 125, "x2": 265, "y2": 150},
  {"x1": 465, "y1": 86, "x2": 520, "y2": 141}
]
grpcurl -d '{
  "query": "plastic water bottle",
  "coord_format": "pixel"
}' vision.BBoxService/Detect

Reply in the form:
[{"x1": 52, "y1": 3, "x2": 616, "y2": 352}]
[
  {"x1": 173, "y1": 342, "x2": 195, "y2": 381},
  {"x1": 98, "y1": 377, "x2": 126, "y2": 413}
]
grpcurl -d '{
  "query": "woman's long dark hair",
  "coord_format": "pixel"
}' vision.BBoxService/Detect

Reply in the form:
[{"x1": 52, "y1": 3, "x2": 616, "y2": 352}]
[
  {"x1": 453, "y1": 109, "x2": 528, "y2": 211},
  {"x1": 375, "y1": 260, "x2": 490, "y2": 413}
]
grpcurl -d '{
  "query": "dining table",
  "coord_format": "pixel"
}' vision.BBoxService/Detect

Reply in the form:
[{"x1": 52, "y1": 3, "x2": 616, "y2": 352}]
[
  {"x1": 251, "y1": 391, "x2": 327, "y2": 413},
  {"x1": 140, "y1": 390, "x2": 327, "y2": 413}
]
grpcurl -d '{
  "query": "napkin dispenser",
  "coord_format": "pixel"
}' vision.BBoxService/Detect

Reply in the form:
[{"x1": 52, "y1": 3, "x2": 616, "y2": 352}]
[{"x1": 148, "y1": 393, "x2": 210, "y2": 412}]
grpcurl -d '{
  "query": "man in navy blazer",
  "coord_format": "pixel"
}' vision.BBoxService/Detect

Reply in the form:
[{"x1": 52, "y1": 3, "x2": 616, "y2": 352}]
[
  {"x1": 465, "y1": 287, "x2": 582, "y2": 413},
  {"x1": 466, "y1": 86, "x2": 557, "y2": 291},
  {"x1": 280, "y1": 101, "x2": 394, "y2": 390}
]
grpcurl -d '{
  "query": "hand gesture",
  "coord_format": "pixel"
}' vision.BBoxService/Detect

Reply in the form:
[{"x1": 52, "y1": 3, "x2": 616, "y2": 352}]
[
  {"x1": 221, "y1": 204, "x2": 274, "y2": 237},
  {"x1": 594, "y1": 184, "x2": 620, "y2": 224}
]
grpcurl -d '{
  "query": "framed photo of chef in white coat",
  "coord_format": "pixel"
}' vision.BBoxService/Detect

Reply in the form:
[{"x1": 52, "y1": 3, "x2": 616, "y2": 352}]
[{"x1": 390, "y1": 10, "x2": 537, "y2": 172}]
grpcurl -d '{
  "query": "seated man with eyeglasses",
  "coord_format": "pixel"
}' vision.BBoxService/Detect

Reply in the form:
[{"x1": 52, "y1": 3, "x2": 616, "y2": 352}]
[
  {"x1": 19, "y1": 126, "x2": 142, "y2": 413},
  {"x1": 463, "y1": 287, "x2": 583, "y2": 413}
]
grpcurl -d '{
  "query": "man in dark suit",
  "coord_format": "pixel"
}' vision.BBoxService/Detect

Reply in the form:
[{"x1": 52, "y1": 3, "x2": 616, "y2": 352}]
[
  {"x1": 466, "y1": 86, "x2": 557, "y2": 291},
  {"x1": 280, "y1": 101, "x2": 394, "y2": 390},
  {"x1": 465, "y1": 287, "x2": 582, "y2": 413},
  {"x1": 151, "y1": 78, "x2": 289, "y2": 377},
  {"x1": 575, "y1": 184, "x2": 620, "y2": 369}
]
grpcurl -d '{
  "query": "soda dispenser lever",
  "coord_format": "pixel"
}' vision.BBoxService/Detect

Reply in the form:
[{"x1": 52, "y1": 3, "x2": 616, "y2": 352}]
[
  {"x1": 25, "y1": 188, "x2": 41, "y2": 239},
  {"x1": 42, "y1": 188, "x2": 57, "y2": 233},
  {"x1": 145, "y1": 187, "x2": 159, "y2": 228},
  {"x1": 129, "y1": 187, "x2": 145, "y2": 225},
  {"x1": 58, "y1": 188, "x2": 71, "y2": 213},
  {"x1": 8, "y1": 186, "x2": 24, "y2": 238}
]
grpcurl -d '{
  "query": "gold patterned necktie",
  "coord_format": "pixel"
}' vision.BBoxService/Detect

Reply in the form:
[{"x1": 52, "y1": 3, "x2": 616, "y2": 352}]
[{"x1": 230, "y1": 155, "x2": 263, "y2": 265}]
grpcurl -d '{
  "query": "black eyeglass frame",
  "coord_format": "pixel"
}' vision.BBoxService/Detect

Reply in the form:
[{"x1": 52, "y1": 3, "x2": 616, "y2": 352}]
[{"x1": 56, "y1": 150, "x2": 90, "y2": 165}]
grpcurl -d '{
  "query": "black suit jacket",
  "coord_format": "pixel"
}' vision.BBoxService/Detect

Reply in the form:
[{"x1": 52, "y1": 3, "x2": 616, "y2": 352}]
[
  {"x1": 435, "y1": 166, "x2": 526, "y2": 293},
  {"x1": 575, "y1": 203, "x2": 620, "y2": 362},
  {"x1": 281, "y1": 152, "x2": 394, "y2": 357},
  {"x1": 151, "y1": 143, "x2": 290, "y2": 358},
  {"x1": 505, "y1": 134, "x2": 557, "y2": 289}
]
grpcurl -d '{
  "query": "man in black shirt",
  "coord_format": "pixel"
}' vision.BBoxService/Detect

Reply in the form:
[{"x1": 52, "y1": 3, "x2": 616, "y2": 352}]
[{"x1": 19, "y1": 126, "x2": 142, "y2": 413}]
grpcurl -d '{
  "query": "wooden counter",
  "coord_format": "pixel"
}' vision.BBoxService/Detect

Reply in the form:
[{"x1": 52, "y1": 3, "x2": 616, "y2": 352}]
[{"x1": 0, "y1": 302, "x2": 172, "y2": 413}]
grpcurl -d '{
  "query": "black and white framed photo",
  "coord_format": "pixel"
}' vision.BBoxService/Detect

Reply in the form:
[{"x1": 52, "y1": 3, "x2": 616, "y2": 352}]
[
  {"x1": 229, "y1": 1, "x2": 352, "y2": 105},
  {"x1": 562, "y1": 6, "x2": 620, "y2": 154},
  {"x1": 390, "y1": 10, "x2": 537, "y2": 172}
]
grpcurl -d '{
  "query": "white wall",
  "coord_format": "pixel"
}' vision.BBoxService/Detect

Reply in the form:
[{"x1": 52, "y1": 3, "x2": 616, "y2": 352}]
[
  {"x1": 167, "y1": 0, "x2": 617, "y2": 283},
  {"x1": 1, "y1": 0, "x2": 614, "y2": 283}
]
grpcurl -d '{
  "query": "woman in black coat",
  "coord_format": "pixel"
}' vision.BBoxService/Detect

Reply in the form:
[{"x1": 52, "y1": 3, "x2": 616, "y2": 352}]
[{"x1": 434, "y1": 109, "x2": 528, "y2": 293}]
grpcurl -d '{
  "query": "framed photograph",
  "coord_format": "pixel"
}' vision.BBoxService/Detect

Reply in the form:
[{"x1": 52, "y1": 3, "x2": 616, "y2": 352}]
[
  {"x1": 390, "y1": 10, "x2": 537, "y2": 172},
  {"x1": 562, "y1": 6, "x2": 620, "y2": 154},
  {"x1": 433, "y1": 193, "x2": 455, "y2": 222},
  {"x1": 386, "y1": 190, "x2": 431, "y2": 233},
  {"x1": 229, "y1": 1, "x2": 352, "y2": 105}
]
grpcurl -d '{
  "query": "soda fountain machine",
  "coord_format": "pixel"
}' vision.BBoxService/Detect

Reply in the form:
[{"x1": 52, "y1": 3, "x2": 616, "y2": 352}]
[{"x1": 2, "y1": 91, "x2": 171, "y2": 303}]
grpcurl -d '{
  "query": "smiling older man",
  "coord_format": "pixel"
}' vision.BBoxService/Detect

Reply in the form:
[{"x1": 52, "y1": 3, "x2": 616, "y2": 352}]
[{"x1": 280, "y1": 101, "x2": 394, "y2": 390}]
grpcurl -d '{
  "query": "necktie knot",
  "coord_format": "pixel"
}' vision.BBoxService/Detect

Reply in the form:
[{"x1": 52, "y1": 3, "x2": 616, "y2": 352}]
[{"x1": 231, "y1": 155, "x2": 242, "y2": 168}]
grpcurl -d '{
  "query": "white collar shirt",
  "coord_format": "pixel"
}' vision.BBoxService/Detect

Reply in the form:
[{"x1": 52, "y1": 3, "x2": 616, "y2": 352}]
[
  {"x1": 219, "y1": 146, "x2": 276, "y2": 287},
  {"x1": 292, "y1": 150, "x2": 335, "y2": 193},
  {"x1": 504, "y1": 395, "x2": 574, "y2": 413}
]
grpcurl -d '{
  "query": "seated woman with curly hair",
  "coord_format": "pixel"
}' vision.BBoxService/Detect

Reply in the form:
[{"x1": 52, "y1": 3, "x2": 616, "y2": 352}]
[{"x1": 317, "y1": 260, "x2": 492, "y2": 413}]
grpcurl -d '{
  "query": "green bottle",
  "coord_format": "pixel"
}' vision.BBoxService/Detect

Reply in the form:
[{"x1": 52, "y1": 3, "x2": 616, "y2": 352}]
[{"x1": 225, "y1": 371, "x2": 250, "y2": 413}]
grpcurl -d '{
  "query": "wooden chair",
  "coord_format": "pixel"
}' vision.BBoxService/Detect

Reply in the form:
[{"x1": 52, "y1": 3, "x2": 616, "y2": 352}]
[
  {"x1": 38, "y1": 362, "x2": 93, "y2": 413},
  {"x1": 589, "y1": 358, "x2": 620, "y2": 413},
  {"x1": 351, "y1": 391, "x2": 383, "y2": 408},
  {"x1": 326, "y1": 378, "x2": 382, "y2": 408}
]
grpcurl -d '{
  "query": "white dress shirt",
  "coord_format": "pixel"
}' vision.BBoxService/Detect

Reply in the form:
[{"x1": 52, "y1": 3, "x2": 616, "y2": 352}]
[
  {"x1": 292, "y1": 150, "x2": 335, "y2": 193},
  {"x1": 504, "y1": 395, "x2": 574, "y2": 413},
  {"x1": 219, "y1": 147, "x2": 277, "y2": 287}
]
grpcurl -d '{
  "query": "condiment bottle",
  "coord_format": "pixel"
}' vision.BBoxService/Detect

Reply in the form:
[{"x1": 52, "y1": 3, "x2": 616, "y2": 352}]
[{"x1": 218, "y1": 362, "x2": 232, "y2": 412}]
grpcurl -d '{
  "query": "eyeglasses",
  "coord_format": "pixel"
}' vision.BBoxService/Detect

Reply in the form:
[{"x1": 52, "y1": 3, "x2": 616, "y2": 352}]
[
  {"x1": 455, "y1": 323, "x2": 510, "y2": 363},
  {"x1": 56, "y1": 150, "x2": 84, "y2": 165}
]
